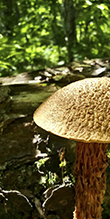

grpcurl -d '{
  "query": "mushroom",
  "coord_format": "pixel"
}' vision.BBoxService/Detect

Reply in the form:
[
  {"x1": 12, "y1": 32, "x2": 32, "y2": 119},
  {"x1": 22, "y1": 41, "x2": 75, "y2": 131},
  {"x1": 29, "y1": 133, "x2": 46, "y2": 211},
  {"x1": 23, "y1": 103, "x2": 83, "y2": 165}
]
[{"x1": 33, "y1": 77, "x2": 109, "y2": 219}]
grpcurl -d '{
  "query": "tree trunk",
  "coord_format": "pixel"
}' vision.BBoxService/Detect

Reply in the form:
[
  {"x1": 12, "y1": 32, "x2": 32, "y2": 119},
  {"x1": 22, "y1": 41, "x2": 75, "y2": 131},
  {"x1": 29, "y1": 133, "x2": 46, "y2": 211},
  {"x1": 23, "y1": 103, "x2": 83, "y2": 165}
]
[{"x1": 62, "y1": 0, "x2": 76, "y2": 62}]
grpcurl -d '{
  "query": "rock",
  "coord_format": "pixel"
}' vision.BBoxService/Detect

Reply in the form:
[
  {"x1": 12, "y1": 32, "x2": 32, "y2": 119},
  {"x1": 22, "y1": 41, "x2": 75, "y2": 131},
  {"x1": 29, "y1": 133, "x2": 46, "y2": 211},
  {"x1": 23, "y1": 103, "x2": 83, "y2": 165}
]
[
  {"x1": 0, "y1": 85, "x2": 27, "y2": 133},
  {"x1": 53, "y1": 73, "x2": 85, "y2": 85},
  {"x1": 0, "y1": 96, "x2": 12, "y2": 113},
  {"x1": 0, "y1": 86, "x2": 10, "y2": 103},
  {"x1": 43, "y1": 183, "x2": 75, "y2": 219},
  {"x1": 0, "y1": 113, "x2": 26, "y2": 133},
  {"x1": 0, "y1": 188, "x2": 32, "y2": 219}
]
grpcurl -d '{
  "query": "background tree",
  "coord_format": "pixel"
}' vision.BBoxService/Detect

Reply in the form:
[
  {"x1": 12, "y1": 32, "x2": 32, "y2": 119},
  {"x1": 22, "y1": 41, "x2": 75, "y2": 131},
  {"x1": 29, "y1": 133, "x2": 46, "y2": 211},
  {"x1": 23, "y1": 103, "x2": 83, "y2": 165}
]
[{"x1": 62, "y1": 0, "x2": 76, "y2": 62}]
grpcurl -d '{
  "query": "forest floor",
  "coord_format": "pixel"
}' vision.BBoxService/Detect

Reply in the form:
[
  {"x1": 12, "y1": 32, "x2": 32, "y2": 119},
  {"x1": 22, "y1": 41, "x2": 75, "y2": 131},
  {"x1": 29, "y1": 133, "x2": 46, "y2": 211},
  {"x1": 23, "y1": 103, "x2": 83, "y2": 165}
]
[
  {"x1": 0, "y1": 76, "x2": 75, "y2": 219},
  {"x1": 0, "y1": 59, "x2": 110, "y2": 219}
]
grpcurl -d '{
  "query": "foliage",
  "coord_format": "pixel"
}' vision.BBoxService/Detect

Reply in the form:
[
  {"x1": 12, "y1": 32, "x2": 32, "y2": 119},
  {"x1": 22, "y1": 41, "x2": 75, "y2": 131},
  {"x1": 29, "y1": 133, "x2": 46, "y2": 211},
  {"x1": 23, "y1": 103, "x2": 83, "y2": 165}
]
[{"x1": 0, "y1": 0, "x2": 110, "y2": 76}]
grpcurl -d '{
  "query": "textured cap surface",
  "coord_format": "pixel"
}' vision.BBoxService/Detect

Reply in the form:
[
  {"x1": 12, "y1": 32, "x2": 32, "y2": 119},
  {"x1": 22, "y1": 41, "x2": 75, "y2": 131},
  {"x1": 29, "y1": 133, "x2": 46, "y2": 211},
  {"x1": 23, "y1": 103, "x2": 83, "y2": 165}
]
[{"x1": 33, "y1": 77, "x2": 110, "y2": 143}]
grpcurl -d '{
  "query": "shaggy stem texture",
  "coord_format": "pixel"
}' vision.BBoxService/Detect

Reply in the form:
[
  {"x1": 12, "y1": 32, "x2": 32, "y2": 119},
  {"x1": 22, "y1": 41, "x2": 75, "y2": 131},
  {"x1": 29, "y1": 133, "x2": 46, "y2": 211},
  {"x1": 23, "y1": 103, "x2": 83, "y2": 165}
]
[{"x1": 74, "y1": 142, "x2": 108, "y2": 219}]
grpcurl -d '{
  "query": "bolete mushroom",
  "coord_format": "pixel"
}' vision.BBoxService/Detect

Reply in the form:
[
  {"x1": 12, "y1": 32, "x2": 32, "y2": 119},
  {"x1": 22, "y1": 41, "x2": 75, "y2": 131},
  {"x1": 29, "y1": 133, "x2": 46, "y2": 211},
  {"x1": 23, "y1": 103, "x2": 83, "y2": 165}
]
[{"x1": 33, "y1": 77, "x2": 109, "y2": 219}]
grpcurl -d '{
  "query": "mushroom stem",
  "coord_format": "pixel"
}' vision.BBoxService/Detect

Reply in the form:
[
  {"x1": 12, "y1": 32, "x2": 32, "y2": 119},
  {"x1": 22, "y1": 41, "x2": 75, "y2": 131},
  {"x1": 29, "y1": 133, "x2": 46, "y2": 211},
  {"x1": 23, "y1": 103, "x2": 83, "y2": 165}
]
[{"x1": 74, "y1": 142, "x2": 108, "y2": 219}]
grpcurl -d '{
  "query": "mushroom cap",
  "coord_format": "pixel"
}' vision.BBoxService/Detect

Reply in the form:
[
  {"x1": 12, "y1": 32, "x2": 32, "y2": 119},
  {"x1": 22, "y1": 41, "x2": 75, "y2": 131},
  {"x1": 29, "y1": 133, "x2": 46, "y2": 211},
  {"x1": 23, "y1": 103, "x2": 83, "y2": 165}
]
[{"x1": 33, "y1": 77, "x2": 110, "y2": 143}]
